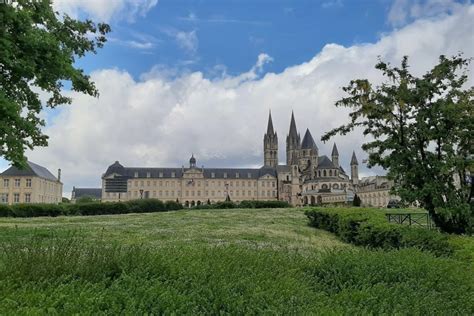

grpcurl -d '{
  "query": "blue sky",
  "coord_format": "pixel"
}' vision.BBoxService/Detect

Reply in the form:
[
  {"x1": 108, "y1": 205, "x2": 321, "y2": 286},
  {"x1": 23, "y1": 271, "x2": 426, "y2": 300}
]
[
  {"x1": 79, "y1": 0, "x2": 392, "y2": 79},
  {"x1": 2, "y1": 0, "x2": 473, "y2": 195}
]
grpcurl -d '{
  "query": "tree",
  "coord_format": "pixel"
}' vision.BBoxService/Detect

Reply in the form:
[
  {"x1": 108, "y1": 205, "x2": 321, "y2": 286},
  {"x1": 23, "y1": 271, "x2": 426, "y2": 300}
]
[
  {"x1": 76, "y1": 195, "x2": 95, "y2": 204},
  {"x1": 323, "y1": 55, "x2": 473, "y2": 234},
  {"x1": 352, "y1": 194, "x2": 361, "y2": 207},
  {"x1": 0, "y1": 0, "x2": 110, "y2": 167}
]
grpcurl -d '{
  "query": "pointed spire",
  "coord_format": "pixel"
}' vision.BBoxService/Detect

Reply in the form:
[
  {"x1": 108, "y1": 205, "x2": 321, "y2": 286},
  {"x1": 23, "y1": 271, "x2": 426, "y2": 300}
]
[
  {"x1": 288, "y1": 110, "x2": 298, "y2": 137},
  {"x1": 332, "y1": 143, "x2": 339, "y2": 156},
  {"x1": 266, "y1": 110, "x2": 275, "y2": 135},
  {"x1": 301, "y1": 128, "x2": 318, "y2": 149},
  {"x1": 351, "y1": 151, "x2": 358, "y2": 165}
]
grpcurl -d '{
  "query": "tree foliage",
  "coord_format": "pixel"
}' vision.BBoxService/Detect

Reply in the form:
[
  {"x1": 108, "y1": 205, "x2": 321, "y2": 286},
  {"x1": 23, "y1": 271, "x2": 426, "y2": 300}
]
[
  {"x1": 323, "y1": 55, "x2": 473, "y2": 233},
  {"x1": 0, "y1": 0, "x2": 110, "y2": 167}
]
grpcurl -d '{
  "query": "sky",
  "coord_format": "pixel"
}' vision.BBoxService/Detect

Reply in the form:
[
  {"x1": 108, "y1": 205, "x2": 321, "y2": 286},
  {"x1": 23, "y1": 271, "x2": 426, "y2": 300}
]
[{"x1": 1, "y1": 0, "x2": 473, "y2": 197}]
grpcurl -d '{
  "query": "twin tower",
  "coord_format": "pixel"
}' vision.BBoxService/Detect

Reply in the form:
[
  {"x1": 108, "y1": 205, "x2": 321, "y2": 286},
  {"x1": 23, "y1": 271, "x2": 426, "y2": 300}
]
[{"x1": 263, "y1": 111, "x2": 306, "y2": 168}]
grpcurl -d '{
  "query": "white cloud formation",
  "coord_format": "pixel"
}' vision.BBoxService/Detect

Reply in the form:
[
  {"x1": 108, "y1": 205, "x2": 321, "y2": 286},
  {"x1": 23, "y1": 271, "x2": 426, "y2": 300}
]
[
  {"x1": 26, "y1": 4, "x2": 474, "y2": 194},
  {"x1": 388, "y1": 0, "x2": 465, "y2": 27},
  {"x1": 175, "y1": 30, "x2": 198, "y2": 54},
  {"x1": 53, "y1": 0, "x2": 158, "y2": 22}
]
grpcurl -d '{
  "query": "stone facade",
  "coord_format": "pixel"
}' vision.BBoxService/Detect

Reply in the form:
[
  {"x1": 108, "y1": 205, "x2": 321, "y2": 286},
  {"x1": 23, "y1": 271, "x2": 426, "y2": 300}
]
[
  {"x1": 101, "y1": 111, "x2": 395, "y2": 206},
  {"x1": 0, "y1": 161, "x2": 63, "y2": 205}
]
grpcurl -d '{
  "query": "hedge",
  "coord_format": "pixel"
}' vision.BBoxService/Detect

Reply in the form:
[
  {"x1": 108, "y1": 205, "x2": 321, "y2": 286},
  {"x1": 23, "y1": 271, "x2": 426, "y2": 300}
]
[
  {"x1": 0, "y1": 199, "x2": 183, "y2": 218},
  {"x1": 305, "y1": 207, "x2": 453, "y2": 257},
  {"x1": 192, "y1": 200, "x2": 291, "y2": 210}
]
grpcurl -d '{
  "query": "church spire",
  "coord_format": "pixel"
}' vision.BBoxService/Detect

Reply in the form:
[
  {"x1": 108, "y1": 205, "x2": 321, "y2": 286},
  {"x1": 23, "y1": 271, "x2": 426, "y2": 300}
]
[
  {"x1": 266, "y1": 110, "x2": 275, "y2": 135},
  {"x1": 351, "y1": 151, "x2": 358, "y2": 165},
  {"x1": 288, "y1": 110, "x2": 297, "y2": 137}
]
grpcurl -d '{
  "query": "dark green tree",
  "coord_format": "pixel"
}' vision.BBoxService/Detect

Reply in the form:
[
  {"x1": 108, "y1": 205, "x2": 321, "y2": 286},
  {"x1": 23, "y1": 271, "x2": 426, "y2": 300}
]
[
  {"x1": 0, "y1": 0, "x2": 110, "y2": 167},
  {"x1": 352, "y1": 194, "x2": 361, "y2": 207},
  {"x1": 323, "y1": 55, "x2": 473, "y2": 233}
]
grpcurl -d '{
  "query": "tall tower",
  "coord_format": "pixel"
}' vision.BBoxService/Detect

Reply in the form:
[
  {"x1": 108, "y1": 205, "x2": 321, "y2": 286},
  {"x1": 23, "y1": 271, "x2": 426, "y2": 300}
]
[
  {"x1": 351, "y1": 151, "x2": 359, "y2": 185},
  {"x1": 299, "y1": 129, "x2": 318, "y2": 171},
  {"x1": 263, "y1": 111, "x2": 278, "y2": 167},
  {"x1": 332, "y1": 143, "x2": 339, "y2": 168},
  {"x1": 286, "y1": 111, "x2": 300, "y2": 166}
]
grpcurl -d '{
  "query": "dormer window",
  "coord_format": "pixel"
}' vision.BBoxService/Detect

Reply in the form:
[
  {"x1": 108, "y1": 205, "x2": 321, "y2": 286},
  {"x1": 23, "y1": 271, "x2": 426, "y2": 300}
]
[
  {"x1": 223, "y1": 172, "x2": 227, "y2": 178},
  {"x1": 236, "y1": 173, "x2": 240, "y2": 178},
  {"x1": 171, "y1": 172, "x2": 175, "y2": 178},
  {"x1": 146, "y1": 172, "x2": 151, "y2": 178},
  {"x1": 211, "y1": 172, "x2": 215, "y2": 178},
  {"x1": 134, "y1": 172, "x2": 138, "y2": 178},
  {"x1": 159, "y1": 172, "x2": 163, "y2": 178}
]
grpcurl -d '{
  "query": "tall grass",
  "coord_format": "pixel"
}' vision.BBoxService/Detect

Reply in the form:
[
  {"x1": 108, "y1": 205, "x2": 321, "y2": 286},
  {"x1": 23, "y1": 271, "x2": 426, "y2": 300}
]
[{"x1": 0, "y1": 232, "x2": 472, "y2": 314}]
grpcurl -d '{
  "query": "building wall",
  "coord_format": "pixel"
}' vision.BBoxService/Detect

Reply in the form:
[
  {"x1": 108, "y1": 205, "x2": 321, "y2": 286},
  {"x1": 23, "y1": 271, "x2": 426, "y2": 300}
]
[
  {"x1": 102, "y1": 175, "x2": 278, "y2": 204},
  {"x1": 0, "y1": 176, "x2": 62, "y2": 205}
]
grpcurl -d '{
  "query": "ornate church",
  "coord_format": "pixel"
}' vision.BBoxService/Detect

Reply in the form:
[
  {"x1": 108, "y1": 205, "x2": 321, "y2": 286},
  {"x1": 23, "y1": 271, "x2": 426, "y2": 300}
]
[{"x1": 101, "y1": 112, "x2": 395, "y2": 207}]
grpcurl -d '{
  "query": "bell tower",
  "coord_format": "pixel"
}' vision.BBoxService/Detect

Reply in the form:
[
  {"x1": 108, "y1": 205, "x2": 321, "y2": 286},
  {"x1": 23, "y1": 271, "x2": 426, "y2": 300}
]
[{"x1": 263, "y1": 111, "x2": 278, "y2": 167}]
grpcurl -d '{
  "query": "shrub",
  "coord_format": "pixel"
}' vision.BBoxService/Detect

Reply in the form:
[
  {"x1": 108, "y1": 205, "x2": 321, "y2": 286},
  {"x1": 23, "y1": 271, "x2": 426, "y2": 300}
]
[
  {"x1": 305, "y1": 207, "x2": 453, "y2": 256},
  {"x1": 0, "y1": 204, "x2": 13, "y2": 217},
  {"x1": 10, "y1": 203, "x2": 64, "y2": 217}
]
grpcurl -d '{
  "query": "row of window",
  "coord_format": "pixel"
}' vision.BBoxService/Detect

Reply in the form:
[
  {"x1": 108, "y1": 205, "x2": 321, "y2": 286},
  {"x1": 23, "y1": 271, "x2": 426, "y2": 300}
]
[
  {"x1": 306, "y1": 183, "x2": 347, "y2": 191},
  {"x1": 134, "y1": 171, "x2": 257, "y2": 179},
  {"x1": 111, "y1": 189, "x2": 278, "y2": 199},
  {"x1": 132, "y1": 180, "x2": 276, "y2": 188},
  {"x1": 317, "y1": 169, "x2": 339, "y2": 177},
  {"x1": 3, "y1": 178, "x2": 32, "y2": 188},
  {"x1": 0, "y1": 193, "x2": 31, "y2": 203}
]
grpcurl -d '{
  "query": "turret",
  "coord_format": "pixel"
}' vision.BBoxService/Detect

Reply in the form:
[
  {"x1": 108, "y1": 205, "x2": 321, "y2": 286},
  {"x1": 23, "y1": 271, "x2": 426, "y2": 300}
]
[
  {"x1": 190, "y1": 154, "x2": 196, "y2": 168},
  {"x1": 351, "y1": 151, "x2": 359, "y2": 185},
  {"x1": 286, "y1": 111, "x2": 300, "y2": 165},
  {"x1": 263, "y1": 111, "x2": 278, "y2": 167},
  {"x1": 299, "y1": 129, "x2": 318, "y2": 171},
  {"x1": 331, "y1": 143, "x2": 339, "y2": 168}
]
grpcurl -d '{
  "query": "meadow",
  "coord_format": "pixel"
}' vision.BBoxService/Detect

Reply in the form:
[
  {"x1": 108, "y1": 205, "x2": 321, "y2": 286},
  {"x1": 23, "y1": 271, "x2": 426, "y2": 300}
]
[{"x1": 0, "y1": 208, "x2": 472, "y2": 314}]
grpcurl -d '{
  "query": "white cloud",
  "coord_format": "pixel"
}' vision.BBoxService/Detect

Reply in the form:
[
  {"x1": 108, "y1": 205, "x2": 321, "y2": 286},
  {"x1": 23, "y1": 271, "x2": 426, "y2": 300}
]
[
  {"x1": 26, "y1": 4, "x2": 474, "y2": 193},
  {"x1": 388, "y1": 0, "x2": 465, "y2": 27},
  {"x1": 161, "y1": 28, "x2": 199, "y2": 54},
  {"x1": 175, "y1": 30, "x2": 198, "y2": 54},
  {"x1": 53, "y1": 0, "x2": 158, "y2": 22}
]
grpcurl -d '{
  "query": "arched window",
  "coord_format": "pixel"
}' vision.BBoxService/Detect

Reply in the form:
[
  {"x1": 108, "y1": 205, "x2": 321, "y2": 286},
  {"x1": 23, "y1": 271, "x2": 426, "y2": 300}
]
[
  {"x1": 333, "y1": 183, "x2": 339, "y2": 189},
  {"x1": 329, "y1": 170, "x2": 332, "y2": 176},
  {"x1": 323, "y1": 170, "x2": 327, "y2": 177},
  {"x1": 318, "y1": 170, "x2": 321, "y2": 177},
  {"x1": 322, "y1": 184, "x2": 328, "y2": 189}
]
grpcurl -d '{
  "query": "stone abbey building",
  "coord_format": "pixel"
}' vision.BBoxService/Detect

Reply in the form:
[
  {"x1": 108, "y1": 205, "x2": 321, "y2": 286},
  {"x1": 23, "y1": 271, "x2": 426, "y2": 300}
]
[{"x1": 102, "y1": 112, "x2": 395, "y2": 206}]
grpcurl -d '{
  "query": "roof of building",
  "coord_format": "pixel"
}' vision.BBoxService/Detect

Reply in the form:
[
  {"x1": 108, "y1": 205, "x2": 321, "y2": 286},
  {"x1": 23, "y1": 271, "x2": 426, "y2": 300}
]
[
  {"x1": 266, "y1": 111, "x2": 275, "y2": 135},
  {"x1": 301, "y1": 129, "x2": 318, "y2": 149},
  {"x1": 317, "y1": 155, "x2": 336, "y2": 169},
  {"x1": 0, "y1": 161, "x2": 59, "y2": 182},
  {"x1": 288, "y1": 111, "x2": 298, "y2": 137},
  {"x1": 72, "y1": 188, "x2": 102, "y2": 199},
  {"x1": 351, "y1": 151, "x2": 359, "y2": 165},
  {"x1": 332, "y1": 143, "x2": 339, "y2": 156},
  {"x1": 103, "y1": 163, "x2": 278, "y2": 179}
]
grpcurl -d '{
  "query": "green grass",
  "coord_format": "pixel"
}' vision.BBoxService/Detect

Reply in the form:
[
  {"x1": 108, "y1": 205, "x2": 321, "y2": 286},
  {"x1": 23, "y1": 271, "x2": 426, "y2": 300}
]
[{"x1": 0, "y1": 208, "x2": 472, "y2": 314}]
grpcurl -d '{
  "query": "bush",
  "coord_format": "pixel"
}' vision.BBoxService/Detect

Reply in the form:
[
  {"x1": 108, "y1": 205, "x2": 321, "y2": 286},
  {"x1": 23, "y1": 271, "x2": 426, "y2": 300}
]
[
  {"x1": 10, "y1": 204, "x2": 64, "y2": 217},
  {"x1": 305, "y1": 207, "x2": 453, "y2": 256},
  {"x1": 0, "y1": 198, "x2": 184, "y2": 218}
]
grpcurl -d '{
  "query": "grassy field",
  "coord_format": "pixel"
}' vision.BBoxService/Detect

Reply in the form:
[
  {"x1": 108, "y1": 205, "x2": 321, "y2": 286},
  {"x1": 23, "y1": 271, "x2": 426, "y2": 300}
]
[{"x1": 0, "y1": 208, "x2": 472, "y2": 314}]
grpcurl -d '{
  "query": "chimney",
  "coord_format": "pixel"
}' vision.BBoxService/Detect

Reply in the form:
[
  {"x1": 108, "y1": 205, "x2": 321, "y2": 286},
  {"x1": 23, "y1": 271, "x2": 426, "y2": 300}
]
[{"x1": 57, "y1": 168, "x2": 61, "y2": 182}]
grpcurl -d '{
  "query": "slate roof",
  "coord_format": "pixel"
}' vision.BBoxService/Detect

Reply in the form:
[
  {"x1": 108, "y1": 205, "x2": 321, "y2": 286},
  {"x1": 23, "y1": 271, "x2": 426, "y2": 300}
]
[
  {"x1": 288, "y1": 111, "x2": 298, "y2": 137},
  {"x1": 351, "y1": 151, "x2": 359, "y2": 165},
  {"x1": 103, "y1": 162, "x2": 278, "y2": 179},
  {"x1": 1, "y1": 161, "x2": 58, "y2": 182},
  {"x1": 72, "y1": 188, "x2": 102, "y2": 199},
  {"x1": 266, "y1": 111, "x2": 275, "y2": 135},
  {"x1": 332, "y1": 143, "x2": 339, "y2": 156},
  {"x1": 301, "y1": 129, "x2": 318, "y2": 149},
  {"x1": 317, "y1": 155, "x2": 336, "y2": 169}
]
